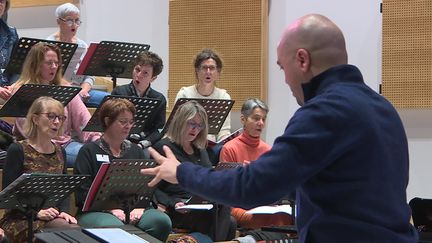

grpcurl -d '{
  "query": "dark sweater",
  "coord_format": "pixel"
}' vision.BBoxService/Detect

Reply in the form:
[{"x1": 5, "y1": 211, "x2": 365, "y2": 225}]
[
  {"x1": 176, "y1": 65, "x2": 418, "y2": 242},
  {"x1": 73, "y1": 139, "x2": 146, "y2": 211},
  {"x1": 152, "y1": 137, "x2": 212, "y2": 210},
  {"x1": 111, "y1": 82, "x2": 166, "y2": 145}
]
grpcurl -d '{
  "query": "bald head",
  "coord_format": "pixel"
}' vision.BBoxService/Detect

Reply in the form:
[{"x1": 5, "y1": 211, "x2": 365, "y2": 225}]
[{"x1": 280, "y1": 14, "x2": 347, "y2": 74}]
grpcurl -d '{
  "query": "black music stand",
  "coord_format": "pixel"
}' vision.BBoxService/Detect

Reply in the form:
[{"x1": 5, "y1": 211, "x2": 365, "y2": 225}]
[
  {"x1": 0, "y1": 173, "x2": 89, "y2": 243},
  {"x1": 82, "y1": 95, "x2": 161, "y2": 133},
  {"x1": 163, "y1": 98, "x2": 234, "y2": 135},
  {"x1": 76, "y1": 41, "x2": 150, "y2": 87},
  {"x1": 5, "y1": 37, "x2": 78, "y2": 76},
  {"x1": 82, "y1": 159, "x2": 157, "y2": 224},
  {"x1": 0, "y1": 84, "x2": 81, "y2": 117}
]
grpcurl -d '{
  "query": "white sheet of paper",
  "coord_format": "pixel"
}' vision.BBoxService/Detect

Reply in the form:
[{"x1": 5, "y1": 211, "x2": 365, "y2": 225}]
[
  {"x1": 176, "y1": 204, "x2": 214, "y2": 210},
  {"x1": 246, "y1": 205, "x2": 292, "y2": 215}
]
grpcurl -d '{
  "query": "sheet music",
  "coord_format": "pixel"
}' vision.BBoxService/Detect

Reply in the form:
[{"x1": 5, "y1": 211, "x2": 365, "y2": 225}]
[
  {"x1": 63, "y1": 46, "x2": 85, "y2": 81},
  {"x1": 175, "y1": 204, "x2": 213, "y2": 211}
]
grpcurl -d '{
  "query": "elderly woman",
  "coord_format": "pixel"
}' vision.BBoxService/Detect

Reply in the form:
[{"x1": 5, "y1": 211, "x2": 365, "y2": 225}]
[
  {"x1": 153, "y1": 100, "x2": 236, "y2": 242},
  {"x1": 0, "y1": 0, "x2": 19, "y2": 100},
  {"x1": 175, "y1": 49, "x2": 231, "y2": 142},
  {"x1": 220, "y1": 98, "x2": 292, "y2": 234},
  {"x1": 74, "y1": 98, "x2": 172, "y2": 242},
  {"x1": 10, "y1": 42, "x2": 100, "y2": 167},
  {"x1": 0, "y1": 96, "x2": 78, "y2": 242},
  {"x1": 47, "y1": 3, "x2": 109, "y2": 107}
]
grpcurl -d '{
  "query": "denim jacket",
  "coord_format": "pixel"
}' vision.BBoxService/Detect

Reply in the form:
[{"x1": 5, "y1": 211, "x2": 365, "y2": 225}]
[{"x1": 0, "y1": 19, "x2": 18, "y2": 86}]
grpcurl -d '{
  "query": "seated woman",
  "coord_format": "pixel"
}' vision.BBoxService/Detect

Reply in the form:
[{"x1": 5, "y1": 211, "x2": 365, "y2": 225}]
[
  {"x1": 0, "y1": 96, "x2": 78, "y2": 242},
  {"x1": 111, "y1": 50, "x2": 167, "y2": 147},
  {"x1": 74, "y1": 98, "x2": 171, "y2": 242},
  {"x1": 175, "y1": 49, "x2": 231, "y2": 142},
  {"x1": 47, "y1": 3, "x2": 109, "y2": 107},
  {"x1": 10, "y1": 42, "x2": 100, "y2": 167},
  {"x1": 152, "y1": 100, "x2": 236, "y2": 242}
]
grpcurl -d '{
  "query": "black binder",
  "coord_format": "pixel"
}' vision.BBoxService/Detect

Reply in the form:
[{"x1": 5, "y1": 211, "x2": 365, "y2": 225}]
[
  {"x1": 5, "y1": 37, "x2": 78, "y2": 76},
  {"x1": 82, "y1": 95, "x2": 161, "y2": 133},
  {"x1": 163, "y1": 98, "x2": 234, "y2": 135},
  {"x1": 0, "y1": 173, "x2": 89, "y2": 243},
  {"x1": 0, "y1": 84, "x2": 81, "y2": 117},
  {"x1": 76, "y1": 41, "x2": 150, "y2": 87}
]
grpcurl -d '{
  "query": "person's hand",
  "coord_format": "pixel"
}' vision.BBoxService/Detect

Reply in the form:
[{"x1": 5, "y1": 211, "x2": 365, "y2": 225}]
[
  {"x1": 0, "y1": 227, "x2": 5, "y2": 241},
  {"x1": 141, "y1": 146, "x2": 181, "y2": 186},
  {"x1": 79, "y1": 83, "x2": 92, "y2": 102},
  {"x1": 0, "y1": 86, "x2": 12, "y2": 100},
  {"x1": 110, "y1": 209, "x2": 125, "y2": 222},
  {"x1": 79, "y1": 89, "x2": 91, "y2": 102},
  {"x1": 37, "y1": 207, "x2": 60, "y2": 221},
  {"x1": 174, "y1": 202, "x2": 189, "y2": 214},
  {"x1": 130, "y1": 208, "x2": 145, "y2": 224},
  {"x1": 57, "y1": 212, "x2": 78, "y2": 224}
]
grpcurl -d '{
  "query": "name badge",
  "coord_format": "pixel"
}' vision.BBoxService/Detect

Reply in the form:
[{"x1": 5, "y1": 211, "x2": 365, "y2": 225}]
[{"x1": 96, "y1": 154, "x2": 110, "y2": 162}]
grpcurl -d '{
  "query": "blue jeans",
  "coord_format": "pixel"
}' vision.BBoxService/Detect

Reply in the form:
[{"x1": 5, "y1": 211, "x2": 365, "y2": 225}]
[
  {"x1": 64, "y1": 141, "x2": 84, "y2": 167},
  {"x1": 85, "y1": 89, "x2": 110, "y2": 108}
]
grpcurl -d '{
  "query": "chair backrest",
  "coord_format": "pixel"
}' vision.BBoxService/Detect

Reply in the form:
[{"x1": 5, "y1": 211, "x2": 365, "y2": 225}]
[{"x1": 409, "y1": 197, "x2": 432, "y2": 231}]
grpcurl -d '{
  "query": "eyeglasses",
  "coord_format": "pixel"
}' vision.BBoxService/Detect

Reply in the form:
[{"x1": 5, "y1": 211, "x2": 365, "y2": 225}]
[
  {"x1": 43, "y1": 60, "x2": 60, "y2": 67},
  {"x1": 39, "y1": 112, "x2": 67, "y2": 122},
  {"x1": 59, "y1": 18, "x2": 82, "y2": 26},
  {"x1": 198, "y1": 65, "x2": 217, "y2": 72},
  {"x1": 117, "y1": 118, "x2": 135, "y2": 126},
  {"x1": 187, "y1": 121, "x2": 204, "y2": 130}
]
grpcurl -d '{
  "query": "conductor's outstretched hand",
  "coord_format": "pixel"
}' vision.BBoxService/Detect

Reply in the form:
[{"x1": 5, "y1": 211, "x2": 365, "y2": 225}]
[{"x1": 141, "y1": 146, "x2": 181, "y2": 187}]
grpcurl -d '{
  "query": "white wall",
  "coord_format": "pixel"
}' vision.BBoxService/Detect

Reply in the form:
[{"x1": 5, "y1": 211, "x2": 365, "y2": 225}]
[{"x1": 9, "y1": 0, "x2": 432, "y2": 201}]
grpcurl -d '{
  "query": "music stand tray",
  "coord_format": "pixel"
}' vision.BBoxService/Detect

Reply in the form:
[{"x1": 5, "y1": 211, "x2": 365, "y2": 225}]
[
  {"x1": 5, "y1": 37, "x2": 78, "y2": 76},
  {"x1": 82, "y1": 95, "x2": 161, "y2": 133},
  {"x1": 82, "y1": 159, "x2": 157, "y2": 224},
  {"x1": 0, "y1": 84, "x2": 81, "y2": 117},
  {"x1": 0, "y1": 173, "x2": 89, "y2": 243},
  {"x1": 76, "y1": 41, "x2": 150, "y2": 87},
  {"x1": 164, "y1": 98, "x2": 234, "y2": 135}
]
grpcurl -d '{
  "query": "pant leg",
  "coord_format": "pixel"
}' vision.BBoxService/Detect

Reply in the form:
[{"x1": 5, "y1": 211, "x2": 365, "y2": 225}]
[
  {"x1": 77, "y1": 212, "x2": 124, "y2": 228},
  {"x1": 86, "y1": 90, "x2": 110, "y2": 108},
  {"x1": 135, "y1": 208, "x2": 172, "y2": 242},
  {"x1": 64, "y1": 141, "x2": 84, "y2": 168}
]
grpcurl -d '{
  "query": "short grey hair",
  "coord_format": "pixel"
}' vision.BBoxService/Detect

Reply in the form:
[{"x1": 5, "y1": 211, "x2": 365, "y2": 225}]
[
  {"x1": 241, "y1": 98, "x2": 269, "y2": 117},
  {"x1": 55, "y1": 3, "x2": 80, "y2": 19}
]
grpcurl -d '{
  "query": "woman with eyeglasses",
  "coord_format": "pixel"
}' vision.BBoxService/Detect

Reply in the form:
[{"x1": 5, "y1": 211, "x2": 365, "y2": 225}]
[
  {"x1": 74, "y1": 98, "x2": 172, "y2": 242},
  {"x1": 0, "y1": 96, "x2": 78, "y2": 242},
  {"x1": 10, "y1": 42, "x2": 100, "y2": 167},
  {"x1": 152, "y1": 100, "x2": 236, "y2": 242},
  {"x1": 175, "y1": 49, "x2": 232, "y2": 143},
  {"x1": 47, "y1": 3, "x2": 109, "y2": 107},
  {"x1": 0, "y1": 0, "x2": 19, "y2": 101}
]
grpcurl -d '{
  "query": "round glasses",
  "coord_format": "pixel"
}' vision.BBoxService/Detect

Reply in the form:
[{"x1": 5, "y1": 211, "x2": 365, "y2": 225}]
[
  {"x1": 59, "y1": 18, "x2": 82, "y2": 26},
  {"x1": 39, "y1": 112, "x2": 67, "y2": 122}
]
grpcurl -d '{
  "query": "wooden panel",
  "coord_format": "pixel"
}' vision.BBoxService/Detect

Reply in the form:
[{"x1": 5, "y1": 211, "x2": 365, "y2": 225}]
[
  {"x1": 382, "y1": 0, "x2": 432, "y2": 108},
  {"x1": 168, "y1": 0, "x2": 268, "y2": 111},
  {"x1": 11, "y1": 0, "x2": 76, "y2": 8}
]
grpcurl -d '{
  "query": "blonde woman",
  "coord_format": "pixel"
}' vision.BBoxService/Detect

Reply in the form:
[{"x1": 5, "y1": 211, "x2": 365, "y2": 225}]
[{"x1": 0, "y1": 96, "x2": 77, "y2": 242}]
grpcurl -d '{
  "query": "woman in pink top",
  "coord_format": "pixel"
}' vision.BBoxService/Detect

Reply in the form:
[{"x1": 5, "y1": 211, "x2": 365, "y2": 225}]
[
  {"x1": 220, "y1": 98, "x2": 292, "y2": 229},
  {"x1": 10, "y1": 42, "x2": 100, "y2": 167}
]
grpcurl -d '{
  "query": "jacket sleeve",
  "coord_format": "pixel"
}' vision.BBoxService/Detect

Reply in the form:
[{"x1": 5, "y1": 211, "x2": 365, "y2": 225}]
[
  {"x1": 67, "y1": 94, "x2": 101, "y2": 142},
  {"x1": 73, "y1": 144, "x2": 97, "y2": 209},
  {"x1": 3, "y1": 143, "x2": 24, "y2": 189}
]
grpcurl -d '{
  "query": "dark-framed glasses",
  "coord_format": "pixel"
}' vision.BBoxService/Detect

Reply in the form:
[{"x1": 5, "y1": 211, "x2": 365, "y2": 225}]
[
  {"x1": 117, "y1": 118, "x2": 135, "y2": 126},
  {"x1": 39, "y1": 112, "x2": 67, "y2": 122},
  {"x1": 187, "y1": 121, "x2": 204, "y2": 130},
  {"x1": 59, "y1": 18, "x2": 82, "y2": 26}
]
